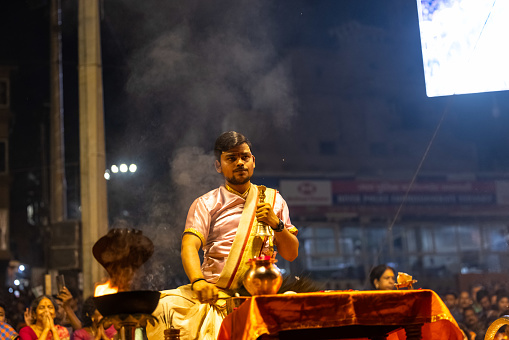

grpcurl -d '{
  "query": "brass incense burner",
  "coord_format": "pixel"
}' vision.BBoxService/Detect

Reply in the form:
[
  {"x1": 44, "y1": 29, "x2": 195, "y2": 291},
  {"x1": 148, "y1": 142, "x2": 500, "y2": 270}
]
[{"x1": 92, "y1": 228, "x2": 160, "y2": 340}]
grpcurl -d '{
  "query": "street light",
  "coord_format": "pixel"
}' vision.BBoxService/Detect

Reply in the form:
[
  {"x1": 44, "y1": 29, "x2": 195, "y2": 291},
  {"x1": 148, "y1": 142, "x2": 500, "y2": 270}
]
[{"x1": 105, "y1": 163, "x2": 138, "y2": 178}]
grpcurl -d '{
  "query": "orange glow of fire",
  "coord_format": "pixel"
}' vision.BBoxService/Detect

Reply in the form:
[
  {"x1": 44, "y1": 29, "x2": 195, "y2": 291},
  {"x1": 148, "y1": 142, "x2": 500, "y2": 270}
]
[{"x1": 94, "y1": 280, "x2": 118, "y2": 297}]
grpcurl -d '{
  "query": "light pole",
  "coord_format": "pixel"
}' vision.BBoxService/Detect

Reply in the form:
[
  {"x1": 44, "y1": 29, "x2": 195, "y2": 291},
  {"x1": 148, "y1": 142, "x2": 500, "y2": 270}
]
[{"x1": 78, "y1": 0, "x2": 108, "y2": 298}]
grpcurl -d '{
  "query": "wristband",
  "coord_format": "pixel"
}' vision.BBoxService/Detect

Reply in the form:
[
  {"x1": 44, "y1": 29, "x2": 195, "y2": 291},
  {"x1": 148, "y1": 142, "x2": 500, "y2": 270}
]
[
  {"x1": 272, "y1": 219, "x2": 285, "y2": 232},
  {"x1": 191, "y1": 278, "x2": 206, "y2": 291}
]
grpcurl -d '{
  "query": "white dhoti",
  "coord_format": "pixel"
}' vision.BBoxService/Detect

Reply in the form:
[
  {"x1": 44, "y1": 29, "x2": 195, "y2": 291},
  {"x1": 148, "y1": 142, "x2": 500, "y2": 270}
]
[
  {"x1": 146, "y1": 285, "x2": 229, "y2": 340},
  {"x1": 148, "y1": 185, "x2": 292, "y2": 340}
]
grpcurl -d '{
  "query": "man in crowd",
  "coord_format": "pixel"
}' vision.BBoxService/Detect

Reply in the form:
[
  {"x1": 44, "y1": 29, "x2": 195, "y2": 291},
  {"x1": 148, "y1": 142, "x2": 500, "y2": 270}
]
[
  {"x1": 148, "y1": 131, "x2": 299, "y2": 340},
  {"x1": 476, "y1": 289, "x2": 493, "y2": 326},
  {"x1": 470, "y1": 284, "x2": 484, "y2": 314},
  {"x1": 459, "y1": 291, "x2": 474, "y2": 312},
  {"x1": 463, "y1": 306, "x2": 487, "y2": 340},
  {"x1": 443, "y1": 292, "x2": 463, "y2": 322}
]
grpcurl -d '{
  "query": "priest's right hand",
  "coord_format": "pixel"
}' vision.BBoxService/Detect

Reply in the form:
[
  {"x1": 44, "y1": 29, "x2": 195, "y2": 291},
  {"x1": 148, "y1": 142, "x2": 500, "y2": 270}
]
[{"x1": 193, "y1": 280, "x2": 219, "y2": 304}]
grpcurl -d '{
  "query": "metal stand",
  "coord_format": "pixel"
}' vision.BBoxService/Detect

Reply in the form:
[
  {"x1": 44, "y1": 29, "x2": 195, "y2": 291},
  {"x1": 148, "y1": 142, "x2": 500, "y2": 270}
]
[{"x1": 104, "y1": 313, "x2": 158, "y2": 340}]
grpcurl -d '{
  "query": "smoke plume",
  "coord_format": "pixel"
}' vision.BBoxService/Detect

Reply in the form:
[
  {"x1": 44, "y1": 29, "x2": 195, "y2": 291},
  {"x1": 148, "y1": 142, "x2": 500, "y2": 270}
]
[{"x1": 103, "y1": 0, "x2": 298, "y2": 289}]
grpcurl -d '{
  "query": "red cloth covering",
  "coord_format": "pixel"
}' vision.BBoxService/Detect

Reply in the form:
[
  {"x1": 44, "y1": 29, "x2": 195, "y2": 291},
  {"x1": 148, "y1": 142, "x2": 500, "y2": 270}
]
[{"x1": 218, "y1": 289, "x2": 463, "y2": 340}]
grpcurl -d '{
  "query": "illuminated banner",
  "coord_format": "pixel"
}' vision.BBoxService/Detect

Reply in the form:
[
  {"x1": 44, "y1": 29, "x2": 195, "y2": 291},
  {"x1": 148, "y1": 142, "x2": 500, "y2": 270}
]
[
  {"x1": 332, "y1": 180, "x2": 509, "y2": 206},
  {"x1": 280, "y1": 180, "x2": 332, "y2": 206},
  {"x1": 277, "y1": 179, "x2": 509, "y2": 217}
]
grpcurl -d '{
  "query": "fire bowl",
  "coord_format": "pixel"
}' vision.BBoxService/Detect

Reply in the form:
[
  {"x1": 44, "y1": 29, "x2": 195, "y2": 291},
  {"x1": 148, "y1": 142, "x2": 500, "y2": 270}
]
[{"x1": 94, "y1": 290, "x2": 160, "y2": 317}]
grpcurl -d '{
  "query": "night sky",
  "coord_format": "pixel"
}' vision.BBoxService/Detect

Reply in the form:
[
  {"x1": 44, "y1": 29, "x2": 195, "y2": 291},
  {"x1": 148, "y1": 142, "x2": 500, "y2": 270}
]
[{"x1": 2, "y1": 0, "x2": 509, "y2": 288}]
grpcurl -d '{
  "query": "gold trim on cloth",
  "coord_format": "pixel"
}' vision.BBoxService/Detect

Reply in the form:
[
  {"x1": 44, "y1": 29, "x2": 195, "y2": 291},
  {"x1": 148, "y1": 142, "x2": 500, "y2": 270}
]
[
  {"x1": 182, "y1": 228, "x2": 205, "y2": 246},
  {"x1": 430, "y1": 313, "x2": 455, "y2": 323},
  {"x1": 215, "y1": 184, "x2": 277, "y2": 291},
  {"x1": 288, "y1": 226, "x2": 299, "y2": 235},
  {"x1": 225, "y1": 184, "x2": 251, "y2": 199}
]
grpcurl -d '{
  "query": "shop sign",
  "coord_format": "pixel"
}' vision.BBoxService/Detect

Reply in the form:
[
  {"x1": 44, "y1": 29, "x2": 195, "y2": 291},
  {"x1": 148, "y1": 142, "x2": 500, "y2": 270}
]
[{"x1": 280, "y1": 180, "x2": 332, "y2": 206}]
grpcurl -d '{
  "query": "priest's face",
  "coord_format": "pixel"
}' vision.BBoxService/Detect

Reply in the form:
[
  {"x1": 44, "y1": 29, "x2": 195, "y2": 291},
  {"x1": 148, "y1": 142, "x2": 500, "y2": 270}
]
[{"x1": 216, "y1": 143, "x2": 255, "y2": 188}]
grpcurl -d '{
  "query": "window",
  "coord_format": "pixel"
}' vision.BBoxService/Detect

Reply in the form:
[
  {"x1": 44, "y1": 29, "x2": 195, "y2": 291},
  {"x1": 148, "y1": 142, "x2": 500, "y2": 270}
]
[
  {"x1": 419, "y1": 228, "x2": 435, "y2": 252},
  {"x1": 301, "y1": 224, "x2": 341, "y2": 271},
  {"x1": 434, "y1": 226, "x2": 457, "y2": 253},
  {"x1": 366, "y1": 226, "x2": 389, "y2": 254},
  {"x1": 298, "y1": 221, "x2": 508, "y2": 284},
  {"x1": 458, "y1": 225, "x2": 481, "y2": 251},
  {"x1": 303, "y1": 226, "x2": 336, "y2": 255},
  {"x1": 482, "y1": 224, "x2": 508, "y2": 251},
  {"x1": 339, "y1": 227, "x2": 362, "y2": 256}
]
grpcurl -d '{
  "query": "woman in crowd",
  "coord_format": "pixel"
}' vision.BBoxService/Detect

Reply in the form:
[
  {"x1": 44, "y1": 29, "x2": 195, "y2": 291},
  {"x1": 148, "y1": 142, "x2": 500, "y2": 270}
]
[
  {"x1": 19, "y1": 295, "x2": 70, "y2": 340},
  {"x1": 369, "y1": 264, "x2": 396, "y2": 290},
  {"x1": 0, "y1": 300, "x2": 18, "y2": 340},
  {"x1": 486, "y1": 292, "x2": 509, "y2": 326},
  {"x1": 0, "y1": 301, "x2": 6, "y2": 324},
  {"x1": 71, "y1": 297, "x2": 115, "y2": 340}
]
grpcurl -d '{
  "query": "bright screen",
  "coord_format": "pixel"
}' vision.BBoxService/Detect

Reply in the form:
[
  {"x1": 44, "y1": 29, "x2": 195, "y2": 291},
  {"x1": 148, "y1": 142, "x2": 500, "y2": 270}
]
[{"x1": 416, "y1": 0, "x2": 509, "y2": 97}]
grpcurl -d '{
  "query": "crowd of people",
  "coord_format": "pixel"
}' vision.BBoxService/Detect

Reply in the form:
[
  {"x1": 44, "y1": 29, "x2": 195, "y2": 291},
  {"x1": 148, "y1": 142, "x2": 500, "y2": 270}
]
[
  {"x1": 0, "y1": 286, "x2": 116, "y2": 340},
  {"x1": 1, "y1": 131, "x2": 506, "y2": 340},
  {"x1": 0, "y1": 266, "x2": 506, "y2": 340},
  {"x1": 368, "y1": 264, "x2": 509, "y2": 340},
  {"x1": 442, "y1": 286, "x2": 509, "y2": 340}
]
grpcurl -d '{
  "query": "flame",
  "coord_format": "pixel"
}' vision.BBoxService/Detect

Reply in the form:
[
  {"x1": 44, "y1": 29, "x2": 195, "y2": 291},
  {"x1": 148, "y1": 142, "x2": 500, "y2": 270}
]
[{"x1": 94, "y1": 280, "x2": 118, "y2": 297}]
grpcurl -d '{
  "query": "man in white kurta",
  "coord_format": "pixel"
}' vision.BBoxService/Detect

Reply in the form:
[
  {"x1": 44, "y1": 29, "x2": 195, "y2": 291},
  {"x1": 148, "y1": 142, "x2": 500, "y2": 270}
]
[
  {"x1": 184, "y1": 185, "x2": 298, "y2": 285},
  {"x1": 147, "y1": 131, "x2": 299, "y2": 340}
]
